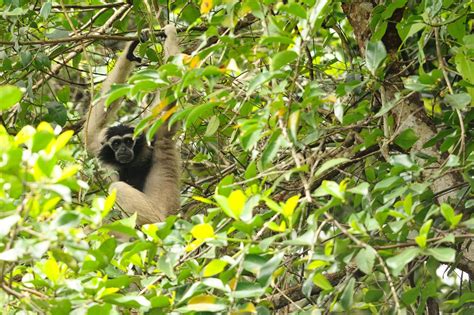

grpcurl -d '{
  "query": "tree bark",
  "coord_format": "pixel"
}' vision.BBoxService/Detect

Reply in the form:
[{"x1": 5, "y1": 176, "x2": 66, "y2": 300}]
[{"x1": 341, "y1": 0, "x2": 472, "y2": 278}]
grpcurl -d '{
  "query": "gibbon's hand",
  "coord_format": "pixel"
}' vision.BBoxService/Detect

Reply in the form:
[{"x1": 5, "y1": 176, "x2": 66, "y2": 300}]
[
  {"x1": 125, "y1": 40, "x2": 141, "y2": 62},
  {"x1": 125, "y1": 29, "x2": 152, "y2": 62},
  {"x1": 125, "y1": 29, "x2": 150, "y2": 62}
]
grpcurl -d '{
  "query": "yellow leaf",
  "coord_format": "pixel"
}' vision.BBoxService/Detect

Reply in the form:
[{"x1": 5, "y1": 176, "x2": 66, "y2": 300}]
[
  {"x1": 282, "y1": 195, "x2": 299, "y2": 218},
  {"x1": 231, "y1": 302, "x2": 257, "y2": 314},
  {"x1": 187, "y1": 295, "x2": 223, "y2": 312},
  {"x1": 152, "y1": 98, "x2": 169, "y2": 116},
  {"x1": 55, "y1": 130, "x2": 74, "y2": 151},
  {"x1": 103, "y1": 188, "x2": 116, "y2": 215},
  {"x1": 307, "y1": 260, "x2": 329, "y2": 270},
  {"x1": 42, "y1": 196, "x2": 61, "y2": 212},
  {"x1": 161, "y1": 105, "x2": 177, "y2": 121},
  {"x1": 228, "y1": 190, "x2": 247, "y2": 217},
  {"x1": 186, "y1": 239, "x2": 204, "y2": 252},
  {"x1": 192, "y1": 196, "x2": 215, "y2": 204},
  {"x1": 184, "y1": 55, "x2": 201, "y2": 69},
  {"x1": 98, "y1": 287, "x2": 119, "y2": 298},
  {"x1": 37, "y1": 121, "x2": 54, "y2": 133},
  {"x1": 190, "y1": 56, "x2": 201, "y2": 69},
  {"x1": 191, "y1": 223, "x2": 215, "y2": 239},
  {"x1": 267, "y1": 220, "x2": 286, "y2": 232},
  {"x1": 200, "y1": 0, "x2": 213, "y2": 14},
  {"x1": 14, "y1": 125, "x2": 35, "y2": 145},
  {"x1": 56, "y1": 165, "x2": 80, "y2": 182},
  {"x1": 203, "y1": 259, "x2": 228, "y2": 277},
  {"x1": 182, "y1": 54, "x2": 193, "y2": 64},
  {"x1": 44, "y1": 258, "x2": 60, "y2": 284},
  {"x1": 229, "y1": 277, "x2": 237, "y2": 290},
  {"x1": 189, "y1": 295, "x2": 216, "y2": 305}
]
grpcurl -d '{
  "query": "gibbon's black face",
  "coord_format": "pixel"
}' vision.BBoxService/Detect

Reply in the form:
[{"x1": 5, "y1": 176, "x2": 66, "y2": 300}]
[
  {"x1": 108, "y1": 134, "x2": 135, "y2": 163},
  {"x1": 100, "y1": 125, "x2": 146, "y2": 165}
]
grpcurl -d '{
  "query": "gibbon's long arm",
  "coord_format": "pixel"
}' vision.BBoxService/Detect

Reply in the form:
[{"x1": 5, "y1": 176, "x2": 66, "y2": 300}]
[
  {"x1": 84, "y1": 41, "x2": 138, "y2": 155},
  {"x1": 109, "y1": 25, "x2": 181, "y2": 224}
]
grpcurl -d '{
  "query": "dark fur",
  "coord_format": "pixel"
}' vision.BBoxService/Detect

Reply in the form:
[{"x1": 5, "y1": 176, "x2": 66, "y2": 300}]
[{"x1": 99, "y1": 124, "x2": 153, "y2": 191}]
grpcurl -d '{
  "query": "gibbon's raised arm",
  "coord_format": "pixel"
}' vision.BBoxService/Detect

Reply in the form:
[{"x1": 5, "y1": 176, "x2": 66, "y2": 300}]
[
  {"x1": 84, "y1": 41, "x2": 138, "y2": 155},
  {"x1": 110, "y1": 25, "x2": 182, "y2": 223}
]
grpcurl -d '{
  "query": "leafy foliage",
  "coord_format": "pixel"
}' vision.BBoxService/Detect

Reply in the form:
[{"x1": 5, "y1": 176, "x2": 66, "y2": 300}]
[{"x1": 1, "y1": 0, "x2": 474, "y2": 314}]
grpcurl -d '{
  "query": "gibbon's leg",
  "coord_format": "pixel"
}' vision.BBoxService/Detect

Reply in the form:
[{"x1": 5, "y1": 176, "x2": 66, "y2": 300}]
[
  {"x1": 84, "y1": 41, "x2": 138, "y2": 156},
  {"x1": 110, "y1": 181, "x2": 165, "y2": 225}
]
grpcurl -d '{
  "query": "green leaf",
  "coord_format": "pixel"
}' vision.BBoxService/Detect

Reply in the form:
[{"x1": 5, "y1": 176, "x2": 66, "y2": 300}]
[
  {"x1": 203, "y1": 259, "x2": 228, "y2": 277},
  {"x1": 234, "y1": 282, "x2": 266, "y2": 298},
  {"x1": 185, "y1": 102, "x2": 219, "y2": 129},
  {"x1": 314, "y1": 158, "x2": 350, "y2": 178},
  {"x1": 320, "y1": 180, "x2": 345, "y2": 201},
  {"x1": 181, "y1": 4, "x2": 200, "y2": 24},
  {"x1": 401, "y1": 287, "x2": 419, "y2": 305},
  {"x1": 365, "y1": 41, "x2": 387, "y2": 75},
  {"x1": 104, "y1": 295, "x2": 151, "y2": 308},
  {"x1": 313, "y1": 273, "x2": 333, "y2": 291},
  {"x1": 444, "y1": 93, "x2": 471, "y2": 110},
  {"x1": 455, "y1": 52, "x2": 474, "y2": 105},
  {"x1": 260, "y1": 36, "x2": 294, "y2": 45},
  {"x1": 440, "y1": 203, "x2": 462, "y2": 228},
  {"x1": 262, "y1": 131, "x2": 283, "y2": 166},
  {"x1": 355, "y1": 246, "x2": 376, "y2": 274},
  {"x1": 394, "y1": 129, "x2": 418, "y2": 150},
  {"x1": 440, "y1": 203, "x2": 455, "y2": 223},
  {"x1": 271, "y1": 51, "x2": 298, "y2": 71},
  {"x1": 104, "y1": 84, "x2": 130, "y2": 108},
  {"x1": 397, "y1": 22, "x2": 425, "y2": 42},
  {"x1": 0, "y1": 85, "x2": 23, "y2": 110},
  {"x1": 205, "y1": 115, "x2": 220, "y2": 137},
  {"x1": 386, "y1": 247, "x2": 420, "y2": 276},
  {"x1": 39, "y1": 1, "x2": 52, "y2": 19},
  {"x1": 283, "y1": 3, "x2": 307, "y2": 19},
  {"x1": 426, "y1": 247, "x2": 455, "y2": 262},
  {"x1": 415, "y1": 219, "x2": 432, "y2": 248},
  {"x1": 374, "y1": 94, "x2": 400, "y2": 117},
  {"x1": 340, "y1": 278, "x2": 355, "y2": 310},
  {"x1": 288, "y1": 110, "x2": 300, "y2": 141},
  {"x1": 374, "y1": 176, "x2": 402, "y2": 191},
  {"x1": 248, "y1": 72, "x2": 273, "y2": 95},
  {"x1": 348, "y1": 182, "x2": 370, "y2": 195},
  {"x1": 365, "y1": 289, "x2": 384, "y2": 303},
  {"x1": 32, "y1": 130, "x2": 55, "y2": 153},
  {"x1": 258, "y1": 252, "x2": 284, "y2": 287}
]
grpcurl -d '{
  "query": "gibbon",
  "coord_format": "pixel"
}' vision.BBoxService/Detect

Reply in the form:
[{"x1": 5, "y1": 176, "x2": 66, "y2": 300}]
[{"x1": 84, "y1": 25, "x2": 180, "y2": 225}]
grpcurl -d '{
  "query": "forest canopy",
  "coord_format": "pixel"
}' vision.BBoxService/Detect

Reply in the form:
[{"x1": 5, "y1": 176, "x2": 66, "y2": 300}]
[{"x1": 0, "y1": 0, "x2": 473, "y2": 314}]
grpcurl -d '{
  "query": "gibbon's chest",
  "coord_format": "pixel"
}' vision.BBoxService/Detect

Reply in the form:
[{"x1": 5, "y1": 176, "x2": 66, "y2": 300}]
[{"x1": 117, "y1": 155, "x2": 153, "y2": 192}]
